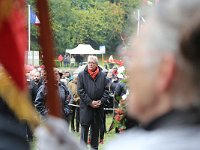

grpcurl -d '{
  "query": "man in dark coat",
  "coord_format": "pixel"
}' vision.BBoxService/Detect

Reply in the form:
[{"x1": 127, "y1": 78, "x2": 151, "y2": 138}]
[
  {"x1": 29, "y1": 71, "x2": 43, "y2": 105},
  {"x1": 77, "y1": 55, "x2": 109, "y2": 150},
  {"x1": 35, "y1": 69, "x2": 71, "y2": 121}
]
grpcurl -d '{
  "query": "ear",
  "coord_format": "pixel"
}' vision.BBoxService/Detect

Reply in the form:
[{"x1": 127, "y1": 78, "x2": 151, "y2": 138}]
[{"x1": 156, "y1": 54, "x2": 175, "y2": 93}]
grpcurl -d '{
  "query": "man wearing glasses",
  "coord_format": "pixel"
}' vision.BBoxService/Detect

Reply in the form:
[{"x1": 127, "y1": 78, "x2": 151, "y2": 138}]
[{"x1": 78, "y1": 55, "x2": 109, "y2": 150}]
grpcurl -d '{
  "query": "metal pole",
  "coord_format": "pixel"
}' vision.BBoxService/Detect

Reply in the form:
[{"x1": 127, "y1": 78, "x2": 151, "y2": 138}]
[
  {"x1": 137, "y1": 9, "x2": 140, "y2": 36},
  {"x1": 28, "y1": 5, "x2": 31, "y2": 51},
  {"x1": 102, "y1": 54, "x2": 104, "y2": 66}
]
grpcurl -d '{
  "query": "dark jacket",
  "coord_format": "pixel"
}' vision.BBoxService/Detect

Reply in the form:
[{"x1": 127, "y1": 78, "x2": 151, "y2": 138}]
[
  {"x1": 110, "y1": 80, "x2": 119, "y2": 94},
  {"x1": 0, "y1": 98, "x2": 29, "y2": 150},
  {"x1": 35, "y1": 82, "x2": 71, "y2": 119},
  {"x1": 77, "y1": 66, "x2": 109, "y2": 125},
  {"x1": 29, "y1": 79, "x2": 43, "y2": 105},
  {"x1": 115, "y1": 81, "x2": 127, "y2": 99}
]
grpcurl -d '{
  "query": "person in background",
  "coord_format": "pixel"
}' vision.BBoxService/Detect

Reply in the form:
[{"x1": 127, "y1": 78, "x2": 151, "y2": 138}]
[
  {"x1": 70, "y1": 56, "x2": 76, "y2": 67},
  {"x1": 35, "y1": 68, "x2": 71, "y2": 122},
  {"x1": 29, "y1": 71, "x2": 43, "y2": 105},
  {"x1": 27, "y1": 71, "x2": 43, "y2": 141},
  {"x1": 112, "y1": 66, "x2": 118, "y2": 77},
  {"x1": 105, "y1": 0, "x2": 200, "y2": 149},
  {"x1": 106, "y1": 70, "x2": 113, "y2": 82},
  {"x1": 114, "y1": 74, "x2": 126, "y2": 101},
  {"x1": 110, "y1": 76, "x2": 120, "y2": 95},
  {"x1": 58, "y1": 54, "x2": 63, "y2": 67},
  {"x1": 68, "y1": 75, "x2": 80, "y2": 132},
  {"x1": 39, "y1": 68, "x2": 46, "y2": 82},
  {"x1": 78, "y1": 55, "x2": 109, "y2": 150},
  {"x1": 29, "y1": 69, "x2": 37, "y2": 81},
  {"x1": 64, "y1": 71, "x2": 73, "y2": 84},
  {"x1": 63, "y1": 54, "x2": 69, "y2": 68}
]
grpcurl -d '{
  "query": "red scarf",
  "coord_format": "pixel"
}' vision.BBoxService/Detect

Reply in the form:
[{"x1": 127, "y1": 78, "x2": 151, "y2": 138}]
[{"x1": 88, "y1": 67, "x2": 99, "y2": 79}]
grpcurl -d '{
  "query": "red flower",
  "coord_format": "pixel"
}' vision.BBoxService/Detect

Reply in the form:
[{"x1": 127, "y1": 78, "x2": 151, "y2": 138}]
[
  {"x1": 115, "y1": 108, "x2": 124, "y2": 115},
  {"x1": 115, "y1": 114, "x2": 121, "y2": 122}
]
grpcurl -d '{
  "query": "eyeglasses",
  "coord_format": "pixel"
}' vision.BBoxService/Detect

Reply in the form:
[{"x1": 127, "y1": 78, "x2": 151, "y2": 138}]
[{"x1": 88, "y1": 62, "x2": 97, "y2": 65}]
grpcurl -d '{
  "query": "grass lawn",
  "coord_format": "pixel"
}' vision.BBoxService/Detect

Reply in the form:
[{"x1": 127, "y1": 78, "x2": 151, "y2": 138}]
[
  {"x1": 72, "y1": 114, "x2": 116, "y2": 150},
  {"x1": 31, "y1": 114, "x2": 116, "y2": 150}
]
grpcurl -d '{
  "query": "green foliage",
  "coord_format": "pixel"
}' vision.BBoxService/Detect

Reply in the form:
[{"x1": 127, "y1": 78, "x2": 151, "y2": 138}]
[
  {"x1": 49, "y1": 0, "x2": 74, "y2": 54},
  {"x1": 68, "y1": 1, "x2": 125, "y2": 53},
  {"x1": 28, "y1": 0, "x2": 140, "y2": 55}
]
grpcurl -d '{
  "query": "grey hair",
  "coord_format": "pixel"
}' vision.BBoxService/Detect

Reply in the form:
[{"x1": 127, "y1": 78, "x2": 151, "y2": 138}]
[
  {"x1": 87, "y1": 55, "x2": 98, "y2": 64},
  {"x1": 130, "y1": 0, "x2": 200, "y2": 109},
  {"x1": 138, "y1": 0, "x2": 200, "y2": 54}
]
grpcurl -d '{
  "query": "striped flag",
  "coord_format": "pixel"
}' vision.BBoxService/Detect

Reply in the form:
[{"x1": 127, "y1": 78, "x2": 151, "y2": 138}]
[
  {"x1": 0, "y1": 0, "x2": 39, "y2": 128},
  {"x1": 30, "y1": 7, "x2": 40, "y2": 25}
]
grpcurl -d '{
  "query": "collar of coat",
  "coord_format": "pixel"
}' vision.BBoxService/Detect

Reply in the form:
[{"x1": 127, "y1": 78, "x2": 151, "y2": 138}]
[{"x1": 84, "y1": 65, "x2": 103, "y2": 73}]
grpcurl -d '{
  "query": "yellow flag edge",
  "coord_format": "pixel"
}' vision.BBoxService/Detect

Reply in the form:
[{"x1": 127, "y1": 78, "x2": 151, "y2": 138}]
[{"x1": 0, "y1": 69, "x2": 40, "y2": 129}]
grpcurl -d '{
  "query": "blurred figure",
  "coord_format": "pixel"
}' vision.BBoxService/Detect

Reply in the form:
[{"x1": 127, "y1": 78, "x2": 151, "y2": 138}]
[
  {"x1": 35, "y1": 68, "x2": 71, "y2": 122},
  {"x1": 106, "y1": 70, "x2": 113, "y2": 82},
  {"x1": 58, "y1": 54, "x2": 63, "y2": 67},
  {"x1": 63, "y1": 54, "x2": 69, "y2": 68},
  {"x1": 110, "y1": 76, "x2": 119, "y2": 94},
  {"x1": 27, "y1": 71, "x2": 43, "y2": 141},
  {"x1": 114, "y1": 74, "x2": 125, "y2": 101},
  {"x1": 68, "y1": 75, "x2": 80, "y2": 132},
  {"x1": 64, "y1": 71, "x2": 73, "y2": 84},
  {"x1": 29, "y1": 71, "x2": 43, "y2": 105},
  {"x1": 70, "y1": 56, "x2": 76, "y2": 67},
  {"x1": 105, "y1": 0, "x2": 200, "y2": 149},
  {"x1": 29, "y1": 69, "x2": 37, "y2": 81},
  {"x1": 0, "y1": 98, "x2": 29, "y2": 149},
  {"x1": 40, "y1": 69, "x2": 46, "y2": 82},
  {"x1": 112, "y1": 66, "x2": 118, "y2": 77}
]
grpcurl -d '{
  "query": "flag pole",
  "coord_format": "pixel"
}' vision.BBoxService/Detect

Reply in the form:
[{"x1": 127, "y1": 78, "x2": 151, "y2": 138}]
[
  {"x1": 36, "y1": 0, "x2": 61, "y2": 117},
  {"x1": 28, "y1": 4, "x2": 31, "y2": 52},
  {"x1": 137, "y1": 9, "x2": 140, "y2": 36}
]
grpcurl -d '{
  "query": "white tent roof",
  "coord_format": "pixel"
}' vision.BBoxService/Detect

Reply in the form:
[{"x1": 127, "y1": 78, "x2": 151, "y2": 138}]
[{"x1": 66, "y1": 44, "x2": 101, "y2": 54}]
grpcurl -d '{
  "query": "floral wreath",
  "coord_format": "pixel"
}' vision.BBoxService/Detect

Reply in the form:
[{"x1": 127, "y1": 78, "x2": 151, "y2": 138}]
[{"x1": 113, "y1": 78, "x2": 128, "y2": 133}]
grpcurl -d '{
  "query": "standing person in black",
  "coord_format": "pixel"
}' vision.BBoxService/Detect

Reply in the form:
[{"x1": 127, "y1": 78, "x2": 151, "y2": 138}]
[
  {"x1": 35, "y1": 68, "x2": 71, "y2": 122},
  {"x1": 29, "y1": 71, "x2": 43, "y2": 105},
  {"x1": 114, "y1": 75, "x2": 138, "y2": 130},
  {"x1": 77, "y1": 55, "x2": 109, "y2": 150},
  {"x1": 27, "y1": 71, "x2": 43, "y2": 141}
]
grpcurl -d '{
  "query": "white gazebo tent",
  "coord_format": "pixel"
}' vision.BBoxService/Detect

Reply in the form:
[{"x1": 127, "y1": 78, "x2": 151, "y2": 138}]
[
  {"x1": 65, "y1": 44, "x2": 101, "y2": 66},
  {"x1": 65, "y1": 44, "x2": 101, "y2": 55}
]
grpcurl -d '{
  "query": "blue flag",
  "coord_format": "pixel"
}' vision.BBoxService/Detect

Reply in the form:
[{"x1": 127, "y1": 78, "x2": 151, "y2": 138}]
[{"x1": 30, "y1": 8, "x2": 40, "y2": 25}]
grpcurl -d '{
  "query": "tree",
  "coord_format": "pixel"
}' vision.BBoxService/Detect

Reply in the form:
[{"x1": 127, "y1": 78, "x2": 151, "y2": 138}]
[
  {"x1": 67, "y1": 1, "x2": 125, "y2": 54},
  {"x1": 28, "y1": 0, "x2": 140, "y2": 55},
  {"x1": 49, "y1": 0, "x2": 73, "y2": 54}
]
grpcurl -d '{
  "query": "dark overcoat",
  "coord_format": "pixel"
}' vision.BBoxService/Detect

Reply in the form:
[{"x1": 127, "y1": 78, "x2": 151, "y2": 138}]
[{"x1": 77, "y1": 66, "x2": 109, "y2": 125}]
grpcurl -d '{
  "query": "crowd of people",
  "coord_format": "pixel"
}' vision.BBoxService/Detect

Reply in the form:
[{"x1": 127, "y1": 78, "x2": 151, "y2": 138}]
[
  {"x1": 1, "y1": 0, "x2": 200, "y2": 149},
  {"x1": 26, "y1": 55, "x2": 132, "y2": 149}
]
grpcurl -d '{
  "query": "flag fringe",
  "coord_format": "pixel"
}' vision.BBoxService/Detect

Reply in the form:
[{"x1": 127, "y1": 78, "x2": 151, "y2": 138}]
[
  {"x1": 0, "y1": 0, "x2": 12, "y2": 22},
  {"x1": 0, "y1": 69, "x2": 40, "y2": 129}
]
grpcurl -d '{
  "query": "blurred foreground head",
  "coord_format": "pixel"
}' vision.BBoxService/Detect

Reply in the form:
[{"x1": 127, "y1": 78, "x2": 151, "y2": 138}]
[{"x1": 126, "y1": 0, "x2": 200, "y2": 124}]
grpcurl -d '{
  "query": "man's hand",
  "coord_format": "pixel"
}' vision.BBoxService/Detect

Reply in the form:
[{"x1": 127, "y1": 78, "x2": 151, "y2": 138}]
[{"x1": 89, "y1": 100, "x2": 101, "y2": 108}]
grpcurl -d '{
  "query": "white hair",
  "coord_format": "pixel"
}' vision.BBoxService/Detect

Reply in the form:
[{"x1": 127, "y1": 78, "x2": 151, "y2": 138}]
[
  {"x1": 129, "y1": 0, "x2": 200, "y2": 109},
  {"x1": 137, "y1": 0, "x2": 200, "y2": 54},
  {"x1": 87, "y1": 55, "x2": 98, "y2": 64}
]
